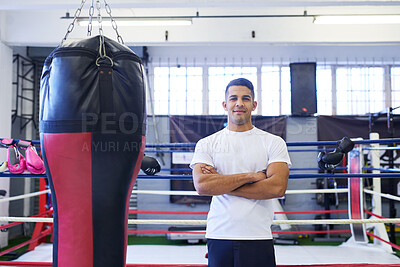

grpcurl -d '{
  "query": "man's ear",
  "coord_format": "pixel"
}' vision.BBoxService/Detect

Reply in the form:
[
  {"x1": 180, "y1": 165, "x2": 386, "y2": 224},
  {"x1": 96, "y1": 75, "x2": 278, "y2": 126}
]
[
  {"x1": 222, "y1": 101, "x2": 227, "y2": 111},
  {"x1": 252, "y1": 100, "x2": 257, "y2": 111}
]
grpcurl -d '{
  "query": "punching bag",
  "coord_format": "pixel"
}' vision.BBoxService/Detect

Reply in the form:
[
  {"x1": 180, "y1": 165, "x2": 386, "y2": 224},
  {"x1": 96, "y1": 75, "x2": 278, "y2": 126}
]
[{"x1": 39, "y1": 35, "x2": 146, "y2": 267}]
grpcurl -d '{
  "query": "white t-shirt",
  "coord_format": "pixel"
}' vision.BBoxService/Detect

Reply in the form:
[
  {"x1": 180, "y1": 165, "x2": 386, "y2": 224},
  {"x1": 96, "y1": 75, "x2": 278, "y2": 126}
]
[{"x1": 190, "y1": 127, "x2": 291, "y2": 240}]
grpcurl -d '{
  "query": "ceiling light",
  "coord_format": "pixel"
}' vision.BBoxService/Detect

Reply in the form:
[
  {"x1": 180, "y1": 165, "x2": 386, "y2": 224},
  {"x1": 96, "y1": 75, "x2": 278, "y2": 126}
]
[
  {"x1": 313, "y1": 15, "x2": 400, "y2": 24},
  {"x1": 77, "y1": 18, "x2": 192, "y2": 27}
]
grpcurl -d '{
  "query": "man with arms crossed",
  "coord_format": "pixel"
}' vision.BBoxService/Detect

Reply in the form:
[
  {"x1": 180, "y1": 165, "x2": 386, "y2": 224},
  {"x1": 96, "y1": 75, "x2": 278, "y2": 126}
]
[{"x1": 190, "y1": 78, "x2": 291, "y2": 267}]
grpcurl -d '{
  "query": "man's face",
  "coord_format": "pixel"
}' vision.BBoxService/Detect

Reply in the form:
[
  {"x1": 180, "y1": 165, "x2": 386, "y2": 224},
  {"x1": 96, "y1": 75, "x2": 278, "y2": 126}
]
[{"x1": 223, "y1": 85, "x2": 257, "y2": 126}]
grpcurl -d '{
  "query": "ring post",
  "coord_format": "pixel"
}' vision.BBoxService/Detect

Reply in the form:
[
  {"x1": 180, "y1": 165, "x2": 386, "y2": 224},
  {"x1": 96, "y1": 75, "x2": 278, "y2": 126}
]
[
  {"x1": 369, "y1": 133, "x2": 392, "y2": 252},
  {"x1": 370, "y1": 133, "x2": 382, "y2": 216},
  {"x1": 348, "y1": 142, "x2": 368, "y2": 243}
]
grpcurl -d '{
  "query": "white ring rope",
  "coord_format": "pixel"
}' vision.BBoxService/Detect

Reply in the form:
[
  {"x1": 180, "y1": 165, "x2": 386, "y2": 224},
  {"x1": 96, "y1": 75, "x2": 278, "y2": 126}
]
[
  {"x1": 364, "y1": 189, "x2": 400, "y2": 202},
  {"x1": 132, "y1": 188, "x2": 348, "y2": 196},
  {"x1": 1, "y1": 216, "x2": 400, "y2": 225},
  {"x1": 0, "y1": 190, "x2": 50, "y2": 203}
]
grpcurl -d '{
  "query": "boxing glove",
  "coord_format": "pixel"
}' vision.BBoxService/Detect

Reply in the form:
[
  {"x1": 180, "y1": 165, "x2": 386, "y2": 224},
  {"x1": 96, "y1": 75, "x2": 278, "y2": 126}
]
[
  {"x1": 318, "y1": 137, "x2": 354, "y2": 171},
  {"x1": 7, "y1": 146, "x2": 26, "y2": 174},
  {"x1": 18, "y1": 141, "x2": 46, "y2": 175},
  {"x1": 141, "y1": 156, "x2": 161, "y2": 175}
]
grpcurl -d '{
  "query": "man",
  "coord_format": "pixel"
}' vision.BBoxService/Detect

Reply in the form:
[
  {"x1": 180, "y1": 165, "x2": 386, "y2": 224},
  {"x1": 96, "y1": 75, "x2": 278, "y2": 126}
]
[{"x1": 190, "y1": 78, "x2": 291, "y2": 267}]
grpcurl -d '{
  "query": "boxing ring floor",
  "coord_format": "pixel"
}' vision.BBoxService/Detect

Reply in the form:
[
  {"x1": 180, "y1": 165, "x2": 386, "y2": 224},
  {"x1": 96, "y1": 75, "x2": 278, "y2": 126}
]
[{"x1": 9, "y1": 242, "x2": 400, "y2": 266}]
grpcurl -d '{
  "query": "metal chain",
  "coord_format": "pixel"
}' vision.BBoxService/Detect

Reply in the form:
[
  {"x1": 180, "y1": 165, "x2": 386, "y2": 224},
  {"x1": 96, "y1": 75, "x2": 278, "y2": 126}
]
[
  {"x1": 103, "y1": 0, "x2": 124, "y2": 44},
  {"x1": 61, "y1": 0, "x2": 87, "y2": 45},
  {"x1": 96, "y1": 0, "x2": 106, "y2": 58},
  {"x1": 87, "y1": 0, "x2": 95, "y2": 36}
]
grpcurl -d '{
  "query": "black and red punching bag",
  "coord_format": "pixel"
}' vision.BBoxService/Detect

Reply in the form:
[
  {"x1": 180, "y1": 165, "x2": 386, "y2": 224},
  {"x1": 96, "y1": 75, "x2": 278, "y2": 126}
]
[{"x1": 39, "y1": 35, "x2": 146, "y2": 267}]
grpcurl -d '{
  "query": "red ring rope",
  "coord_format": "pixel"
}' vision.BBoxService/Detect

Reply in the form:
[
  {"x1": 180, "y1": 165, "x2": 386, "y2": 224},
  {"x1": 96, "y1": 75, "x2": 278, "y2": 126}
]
[
  {"x1": 129, "y1": 210, "x2": 208, "y2": 215},
  {"x1": 0, "y1": 263, "x2": 208, "y2": 267},
  {"x1": 127, "y1": 230, "x2": 351, "y2": 235},
  {"x1": 366, "y1": 232, "x2": 400, "y2": 250},
  {"x1": 0, "y1": 227, "x2": 52, "y2": 257},
  {"x1": 364, "y1": 210, "x2": 400, "y2": 227},
  {"x1": 1, "y1": 263, "x2": 399, "y2": 267}
]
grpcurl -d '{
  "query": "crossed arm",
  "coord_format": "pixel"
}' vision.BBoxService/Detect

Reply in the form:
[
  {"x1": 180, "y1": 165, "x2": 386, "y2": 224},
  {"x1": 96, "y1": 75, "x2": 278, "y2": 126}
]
[{"x1": 192, "y1": 162, "x2": 289, "y2": 200}]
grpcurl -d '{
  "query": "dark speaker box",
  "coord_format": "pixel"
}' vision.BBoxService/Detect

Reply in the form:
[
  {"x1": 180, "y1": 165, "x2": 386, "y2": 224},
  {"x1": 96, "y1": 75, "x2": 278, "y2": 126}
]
[{"x1": 290, "y1": 62, "x2": 317, "y2": 116}]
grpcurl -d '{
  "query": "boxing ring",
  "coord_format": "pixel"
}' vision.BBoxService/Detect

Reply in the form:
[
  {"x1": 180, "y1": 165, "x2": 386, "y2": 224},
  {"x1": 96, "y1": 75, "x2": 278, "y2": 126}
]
[{"x1": 0, "y1": 136, "x2": 400, "y2": 266}]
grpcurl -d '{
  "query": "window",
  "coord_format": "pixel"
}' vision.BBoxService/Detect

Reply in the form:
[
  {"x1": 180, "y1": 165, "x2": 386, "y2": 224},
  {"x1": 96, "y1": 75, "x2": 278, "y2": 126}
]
[
  {"x1": 261, "y1": 66, "x2": 280, "y2": 116},
  {"x1": 280, "y1": 67, "x2": 291, "y2": 115},
  {"x1": 336, "y1": 67, "x2": 385, "y2": 115},
  {"x1": 152, "y1": 62, "x2": 394, "y2": 116},
  {"x1": 208, "y1": 67, "x2": 257, "y2": 115},
  {"x1": 153, "y1": 67, "x2": 203, "y2": 115},
  {"x1": 391, "y1": 67, "x2": 400, "y2": 114},
  {"x1": 316, "y1": 66, "x2": 332, "y2": 115}
]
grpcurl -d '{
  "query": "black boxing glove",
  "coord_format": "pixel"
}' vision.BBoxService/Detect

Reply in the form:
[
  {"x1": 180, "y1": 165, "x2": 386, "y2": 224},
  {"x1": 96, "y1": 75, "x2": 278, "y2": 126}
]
[
  {"x1": 141, "y1": 156, "x2": 161, "y2": 175},
  {"x1": 318, "y1": 137, "x2": 354, "y2": 171},
  {"x1": 318, "y1": 151, "x2": 344, "y2": 171}
]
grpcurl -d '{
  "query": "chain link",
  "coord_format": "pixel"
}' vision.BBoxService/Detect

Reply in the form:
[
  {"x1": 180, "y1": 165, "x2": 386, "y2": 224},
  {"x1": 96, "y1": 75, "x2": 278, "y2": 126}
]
[
  {"x1": 61, "y1": 0, "x2": 123, "y2": 63},
  {"x1": 61, "y1": 0, "x2": 87, "y2": 45},
  {"x1": 104, "y1": 0, "x2": 124, "y2": 44},
  {"x1": 96, "y1": 0, "x2": 107, "y2": 58},
  {"x1": 87, "y1": 0, "x2": 95, "y2": 36}
]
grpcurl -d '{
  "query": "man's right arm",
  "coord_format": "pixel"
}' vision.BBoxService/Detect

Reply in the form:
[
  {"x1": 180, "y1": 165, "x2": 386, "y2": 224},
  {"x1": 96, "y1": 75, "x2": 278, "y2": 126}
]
[{"x1": 192, "y1": 163, "x2": 266, "y2": 196}]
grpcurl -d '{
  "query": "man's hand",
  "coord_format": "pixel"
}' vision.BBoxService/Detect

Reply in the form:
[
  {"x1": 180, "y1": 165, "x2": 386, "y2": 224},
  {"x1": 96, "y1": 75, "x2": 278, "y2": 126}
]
[
  {"x1": 200, "y1": 164, "x2": 219, "y2": 174},
  {"x1": 200, "y1": 163, "x2": 265, "y2": 182},
  {"x1": 229, "y1": 162, "x2": 289, "y2": 200},
  {"x1": 252, "y1": 170, "x2": 267, "y2": 182},
  {"x1": 192, "y1": 163, "x2": 266, "y2": 196}
]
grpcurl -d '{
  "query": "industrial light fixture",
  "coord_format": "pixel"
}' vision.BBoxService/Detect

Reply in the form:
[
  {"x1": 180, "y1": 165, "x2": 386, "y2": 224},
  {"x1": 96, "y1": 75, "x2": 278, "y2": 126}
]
[
  {"x1": 63, "y1": 11, "x2": 400, "y2": 26},
  {"x1": 76, "y1": 18, "x2": 192, "y2": 26},
  {"x1": 313, "y1": 15, "x2": 400, "y2": 24}
]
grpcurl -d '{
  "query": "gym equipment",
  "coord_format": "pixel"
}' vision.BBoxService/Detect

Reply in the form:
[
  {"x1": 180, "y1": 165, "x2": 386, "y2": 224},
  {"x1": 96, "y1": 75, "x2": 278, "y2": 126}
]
[
  {"x1": 39, "y1": 1, "x2": 146, "y2": 267},
  {"x1": 141, "y1": 156, "x2": 161, "y2": 175},
  {"x1": 1, "y1": 139, "x2": 26, "y2": 174},
  {"x1": 17, "y1": 141, "x2": 45, "y2": 175},
  {"x1": 318, "y1": 137, "x2": 355, "y2": 171}
]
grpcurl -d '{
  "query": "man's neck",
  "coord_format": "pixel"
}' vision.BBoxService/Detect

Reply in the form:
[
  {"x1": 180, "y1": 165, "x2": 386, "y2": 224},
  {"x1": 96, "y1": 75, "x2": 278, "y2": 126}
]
[{"x1": 227, "y1": 122, "x2": 254, "y2": 132}]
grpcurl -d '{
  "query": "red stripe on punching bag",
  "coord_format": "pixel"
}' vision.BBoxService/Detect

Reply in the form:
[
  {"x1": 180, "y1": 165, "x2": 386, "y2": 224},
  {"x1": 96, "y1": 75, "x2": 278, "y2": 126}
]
[
  {"x1": 44, "y1": 133, "x2": 93, "y2": 267},
  {"x1": 123, "y1": 136, "x2": 146, "y2": 264}
]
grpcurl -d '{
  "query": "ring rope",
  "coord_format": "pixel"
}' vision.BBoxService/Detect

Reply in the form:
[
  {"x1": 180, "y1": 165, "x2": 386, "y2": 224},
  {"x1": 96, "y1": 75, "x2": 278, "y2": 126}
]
[
  {"x1": 1, "y1": 137, "x2": 399, "y2": 147},
  {"x1": 364, "y1": 189, "x2": 400, "y2": 202},
  {"x1": 131, "y1": 188, "x2": 348, "y2": 196},
  {"x1": 366, "y1": 231, "x2": 400, "y2": 251},
  {"x1": 364, "y1": 210, "x2": 400, "y2": 226},
  {"x1": 1, "y1": 173, "x2": 399, "y2": 179},
  {"x1": 127, "y1": 209, "x2": 348, "y2": 215},
  {"x1": 0, "y1": 210, "x2": 53, "y2": 231},
  {"x1": 2, "y1": 217, "x2": 400, "y2": 225},
  {"x1": 363, "y1": 147, "x2": 400, "y2": 151},
  {"x1": 0, "y1": 190, "x2": 50, "y2": 203},
  {"x1": 363, "y1": 167, "x2": 400, "y2": 173},
  {"x1": 0, "y1": 227, "x2": 52, "y2": 258},
  {"x1": 127, "y1": 229, "x2": 352, "y2": 235},
  {"x1": 0, "y1": 263, "x2": 209, "y2": 267}
]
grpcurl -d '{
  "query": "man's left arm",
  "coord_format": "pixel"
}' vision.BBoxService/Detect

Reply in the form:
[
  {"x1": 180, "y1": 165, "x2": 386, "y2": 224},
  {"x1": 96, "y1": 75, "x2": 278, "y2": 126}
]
[{"x1": 228, "y1": 162, "x2": 289, "y2": 200}]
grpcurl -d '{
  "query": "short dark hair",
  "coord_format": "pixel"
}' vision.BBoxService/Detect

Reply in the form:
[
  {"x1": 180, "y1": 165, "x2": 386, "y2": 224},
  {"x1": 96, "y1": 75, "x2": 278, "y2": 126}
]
[{"x1": 225, "y1": 78, "x2": 255, "y2": 99}]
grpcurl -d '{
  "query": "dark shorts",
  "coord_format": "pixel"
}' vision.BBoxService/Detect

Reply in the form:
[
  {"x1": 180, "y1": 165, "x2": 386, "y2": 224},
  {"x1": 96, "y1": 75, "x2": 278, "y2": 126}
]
[{"x1": 207, "y1": 238, "x2": 276, "y2": 267}]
